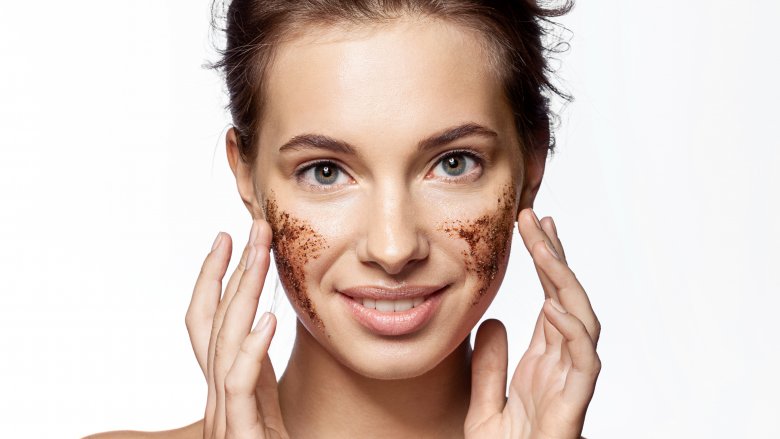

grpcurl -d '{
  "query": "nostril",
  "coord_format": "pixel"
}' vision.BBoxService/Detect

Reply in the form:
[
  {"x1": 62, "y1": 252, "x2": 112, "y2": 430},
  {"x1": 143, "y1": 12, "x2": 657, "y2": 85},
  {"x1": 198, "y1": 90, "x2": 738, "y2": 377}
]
[{"x1": 359, "y1": 235, "x2": 426, "y2": 275}]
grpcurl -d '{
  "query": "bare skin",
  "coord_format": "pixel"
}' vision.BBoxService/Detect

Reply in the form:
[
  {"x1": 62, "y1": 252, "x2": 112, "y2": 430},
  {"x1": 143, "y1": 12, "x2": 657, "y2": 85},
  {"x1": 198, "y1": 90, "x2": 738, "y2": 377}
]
[{"x1": 88, "y1": 14, "x2": 599, "y2": 439}]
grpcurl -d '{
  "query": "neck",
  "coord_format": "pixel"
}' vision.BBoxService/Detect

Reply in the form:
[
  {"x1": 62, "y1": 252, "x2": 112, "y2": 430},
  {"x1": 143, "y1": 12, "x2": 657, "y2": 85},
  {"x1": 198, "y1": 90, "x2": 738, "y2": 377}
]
[{"x1": 278, "y1": 320, "x2": 473, "y2": 439}]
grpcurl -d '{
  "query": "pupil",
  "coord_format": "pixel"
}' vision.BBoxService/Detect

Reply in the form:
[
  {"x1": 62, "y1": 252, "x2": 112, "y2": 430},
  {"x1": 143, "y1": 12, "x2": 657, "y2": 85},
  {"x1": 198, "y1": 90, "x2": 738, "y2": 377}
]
[
  {"x1": 442, "y1": 154, "x2": 466, "y2": 176},
  {"x1": 314, "y1": 163, "x2": 339, "y2": 185}
]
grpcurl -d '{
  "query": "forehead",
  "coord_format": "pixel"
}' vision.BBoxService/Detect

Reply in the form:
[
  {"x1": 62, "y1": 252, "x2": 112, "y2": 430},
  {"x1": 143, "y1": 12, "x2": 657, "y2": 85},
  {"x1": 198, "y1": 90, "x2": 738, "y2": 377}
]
[{"x1": 260, "y1": 16, "x2": 514, "y2": 152}]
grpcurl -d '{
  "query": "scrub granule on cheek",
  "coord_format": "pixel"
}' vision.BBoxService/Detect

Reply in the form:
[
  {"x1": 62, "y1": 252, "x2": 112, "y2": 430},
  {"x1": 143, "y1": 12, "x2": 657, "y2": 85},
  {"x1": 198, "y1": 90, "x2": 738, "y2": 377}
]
[
  {"x1": 438, "y1": 184, "x2": 516, "y2": 304},
  {"x1": 264, "y1": 197, "x2": 328, "y2": 328}
]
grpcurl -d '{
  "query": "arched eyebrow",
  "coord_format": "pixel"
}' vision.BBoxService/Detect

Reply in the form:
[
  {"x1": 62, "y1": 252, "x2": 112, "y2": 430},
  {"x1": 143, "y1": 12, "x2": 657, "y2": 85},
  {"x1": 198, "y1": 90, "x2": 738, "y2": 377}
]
[{"x1": 277, "y1": 122, "x2": 498, "y2": 155}]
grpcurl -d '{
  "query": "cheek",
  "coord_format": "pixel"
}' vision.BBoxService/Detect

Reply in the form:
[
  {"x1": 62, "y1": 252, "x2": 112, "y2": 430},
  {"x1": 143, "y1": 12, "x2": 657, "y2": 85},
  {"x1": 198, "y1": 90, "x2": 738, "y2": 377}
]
[
  {"x1": 264, "y1": 196, "x2": 328, "y2": 328},
  {"x1": 436, "y1": 184, "x2": 516, "y2": 304}
]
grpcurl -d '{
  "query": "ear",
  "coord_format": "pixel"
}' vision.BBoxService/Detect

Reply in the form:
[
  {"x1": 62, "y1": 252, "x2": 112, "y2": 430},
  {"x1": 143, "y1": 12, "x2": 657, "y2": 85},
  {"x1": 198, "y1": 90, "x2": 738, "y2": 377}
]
[
  {"x1": 518, "y1": 127, "x2": 549, "y2": 211},
  {"x1": 226, "y1": 127, "x2": 262, "y2": 218}
]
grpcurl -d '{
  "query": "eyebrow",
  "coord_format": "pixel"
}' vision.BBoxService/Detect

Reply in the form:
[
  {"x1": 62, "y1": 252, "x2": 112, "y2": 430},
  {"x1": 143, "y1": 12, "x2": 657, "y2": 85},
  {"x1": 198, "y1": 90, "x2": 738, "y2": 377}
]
[{"x1": 277, "y1": 122, "x2": 498, "y2": 155}]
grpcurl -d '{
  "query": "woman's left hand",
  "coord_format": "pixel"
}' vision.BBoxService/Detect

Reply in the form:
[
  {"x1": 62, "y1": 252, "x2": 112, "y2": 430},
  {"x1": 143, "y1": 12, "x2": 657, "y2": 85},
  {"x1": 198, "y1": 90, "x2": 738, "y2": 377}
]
[{"x1": 465, "y1": 208, "x2": 601, "y2": 439}]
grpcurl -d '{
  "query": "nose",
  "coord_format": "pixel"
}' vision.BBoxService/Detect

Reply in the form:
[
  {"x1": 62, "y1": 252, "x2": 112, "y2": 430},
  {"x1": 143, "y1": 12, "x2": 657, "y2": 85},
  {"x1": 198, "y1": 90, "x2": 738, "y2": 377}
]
[{"x1": 357, "y1": 184, "x2": 429, "y2": 275}]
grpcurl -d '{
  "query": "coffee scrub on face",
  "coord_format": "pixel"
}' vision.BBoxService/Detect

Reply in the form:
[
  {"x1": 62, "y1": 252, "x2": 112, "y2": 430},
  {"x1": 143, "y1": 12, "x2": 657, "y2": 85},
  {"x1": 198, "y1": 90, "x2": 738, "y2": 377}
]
[
  {"x1": 438, "y1": 184, "x2": 517, "y2": 304},
  {"x1": 264, "y1": 195, "x2": 328, "y2": 329}
]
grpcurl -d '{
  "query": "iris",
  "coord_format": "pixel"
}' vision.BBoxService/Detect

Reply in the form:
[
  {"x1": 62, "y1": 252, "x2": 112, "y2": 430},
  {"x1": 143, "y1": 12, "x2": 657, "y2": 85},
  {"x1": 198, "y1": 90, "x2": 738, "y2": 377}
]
[
  {"x1": 441, "y1": 154, "x2": 467, "y2": 176},
  {"x1": 314, "y1": 163, "x2": 339, "y2": 185}
]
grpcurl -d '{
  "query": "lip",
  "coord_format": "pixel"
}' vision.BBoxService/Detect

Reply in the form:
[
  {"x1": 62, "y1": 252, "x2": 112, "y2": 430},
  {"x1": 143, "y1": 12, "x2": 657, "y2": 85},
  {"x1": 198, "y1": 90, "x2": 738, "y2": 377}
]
[{"x1": 338, "y1": 285, "x2": 447, "y2": 336}]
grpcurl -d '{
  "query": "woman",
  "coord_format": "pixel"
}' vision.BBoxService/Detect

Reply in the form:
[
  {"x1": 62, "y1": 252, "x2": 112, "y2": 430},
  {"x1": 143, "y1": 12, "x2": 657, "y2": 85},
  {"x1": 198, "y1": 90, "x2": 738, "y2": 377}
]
[{"x1": 91, "y1": 0, "x2": 600, "y2": 437}]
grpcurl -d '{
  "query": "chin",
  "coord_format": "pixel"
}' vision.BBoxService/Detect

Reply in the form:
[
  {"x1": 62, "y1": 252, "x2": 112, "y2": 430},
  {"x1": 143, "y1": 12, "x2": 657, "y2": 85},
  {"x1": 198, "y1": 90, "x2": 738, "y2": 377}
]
[
  {"x1": 329, "y1": 326, "x2": 469, "y2": 381},
  {"x1": 345, "y1": 349, "x2": 444, "y2": 380}
]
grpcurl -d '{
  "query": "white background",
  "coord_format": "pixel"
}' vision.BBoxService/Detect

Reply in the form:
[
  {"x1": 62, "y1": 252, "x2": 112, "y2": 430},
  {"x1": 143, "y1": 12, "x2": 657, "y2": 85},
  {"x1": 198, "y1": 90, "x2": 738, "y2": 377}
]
[{"x1": 1, "y1": 1, "x2": 778, "y2": 437}]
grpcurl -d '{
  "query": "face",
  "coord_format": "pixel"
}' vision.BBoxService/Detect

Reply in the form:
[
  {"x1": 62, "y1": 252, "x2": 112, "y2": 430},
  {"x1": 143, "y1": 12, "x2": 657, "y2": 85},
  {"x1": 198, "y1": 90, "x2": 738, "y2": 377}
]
[{"x1": 241, "y1": 16, "x2": 528, "y2": 379}]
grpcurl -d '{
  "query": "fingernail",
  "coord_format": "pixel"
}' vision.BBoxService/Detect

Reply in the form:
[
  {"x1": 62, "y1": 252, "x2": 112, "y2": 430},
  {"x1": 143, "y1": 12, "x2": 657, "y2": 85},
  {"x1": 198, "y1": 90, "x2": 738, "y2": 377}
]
[
  {"x1": 549, "y1": 216, "x2": 558, "y2": 235},
  {"x1": 211, "y1": 232, "x2": 222, "y2": 251},
  {"x1": 246, "y1": 244, "x2": 257, "y2": 267},
  {"x1": 532, "y1": 210, "x2": 541, "y2": 227},
  {"x1": 255, "y1": 312, "x2": 272, "y2": 331},
  {"x1": 550, "y1": 298, "x2": 567, "y2": 314},
  {"x1": 544, "y1": 240, "x2": 560, "y2": 260}
]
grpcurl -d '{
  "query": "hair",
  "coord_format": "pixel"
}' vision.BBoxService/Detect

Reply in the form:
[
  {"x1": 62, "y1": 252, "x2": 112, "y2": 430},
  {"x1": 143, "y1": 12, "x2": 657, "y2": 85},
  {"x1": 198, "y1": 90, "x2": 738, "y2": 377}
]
[{"x1": 209, "y1": 0, "x2": 573, "y2": 165}]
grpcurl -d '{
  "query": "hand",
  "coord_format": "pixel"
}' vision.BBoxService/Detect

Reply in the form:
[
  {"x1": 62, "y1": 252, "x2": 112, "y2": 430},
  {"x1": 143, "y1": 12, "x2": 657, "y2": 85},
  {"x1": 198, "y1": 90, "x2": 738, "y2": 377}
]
[
  {"x1": 465, "y1": 209, "x2": 601, "y2": 439},
  {"x1": 186, "y1": 219, "x2": 290, "y2": 438}
]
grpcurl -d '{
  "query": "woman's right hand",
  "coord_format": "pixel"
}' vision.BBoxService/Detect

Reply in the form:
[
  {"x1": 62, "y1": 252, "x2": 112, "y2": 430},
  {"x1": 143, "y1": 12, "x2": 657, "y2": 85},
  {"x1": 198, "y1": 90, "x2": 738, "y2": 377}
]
[{"x1": 186, "y1": 219, "x2": 290, "y2": 438}]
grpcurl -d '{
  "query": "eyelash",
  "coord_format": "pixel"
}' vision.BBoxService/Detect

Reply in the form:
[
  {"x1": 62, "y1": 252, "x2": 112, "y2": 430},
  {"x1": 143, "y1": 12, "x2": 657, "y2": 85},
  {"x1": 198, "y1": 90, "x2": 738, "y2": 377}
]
[
  {"x1": 427, "y1": 149, "x2": 485, "y2": 182},
  {"x1": 293, "y1": 149, "x2": 486, "y2": 190},
  {"x1": 294, "y1": 159, "x2": 352, "y2": 191}
]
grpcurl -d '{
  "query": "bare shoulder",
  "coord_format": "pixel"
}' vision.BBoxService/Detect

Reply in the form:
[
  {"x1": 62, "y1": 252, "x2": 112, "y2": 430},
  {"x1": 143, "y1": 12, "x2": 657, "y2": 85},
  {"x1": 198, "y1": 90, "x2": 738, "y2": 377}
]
[{"x1": 83, "y1": 419, "x2": 203, "y2": 439}]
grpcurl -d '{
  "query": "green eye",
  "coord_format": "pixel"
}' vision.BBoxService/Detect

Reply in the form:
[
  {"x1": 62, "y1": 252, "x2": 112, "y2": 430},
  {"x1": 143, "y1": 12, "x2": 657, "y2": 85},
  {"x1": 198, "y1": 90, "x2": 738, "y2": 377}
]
[
  {"x1": 441, "y1": 155, "x2": 467, "y2": 176},
  {"x1": 314, "y1": 163, "x2": 339, "y2": 185},
  {"x1": 433, "y1": 153, "x2": 477, "y2": 178},
  {"x1": 298, "y1": 160, "x2": 350, "y2": 188}
]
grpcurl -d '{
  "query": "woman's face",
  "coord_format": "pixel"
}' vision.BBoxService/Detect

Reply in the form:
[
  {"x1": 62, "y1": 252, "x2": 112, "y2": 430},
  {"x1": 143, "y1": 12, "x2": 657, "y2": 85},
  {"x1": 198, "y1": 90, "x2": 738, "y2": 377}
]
[{"x1": 248, "y1": 16, "x2": 525, "y2": 379}]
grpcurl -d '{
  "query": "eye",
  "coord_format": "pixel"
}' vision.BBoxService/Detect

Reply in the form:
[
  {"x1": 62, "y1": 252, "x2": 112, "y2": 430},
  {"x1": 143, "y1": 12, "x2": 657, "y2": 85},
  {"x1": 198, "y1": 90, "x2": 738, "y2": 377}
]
[
  {"x1": 430, "y1": 152, "x2": 481, "y2": 180},
  {"x1": 296, "y1": 161, "x2": 352, "y2": 188}
]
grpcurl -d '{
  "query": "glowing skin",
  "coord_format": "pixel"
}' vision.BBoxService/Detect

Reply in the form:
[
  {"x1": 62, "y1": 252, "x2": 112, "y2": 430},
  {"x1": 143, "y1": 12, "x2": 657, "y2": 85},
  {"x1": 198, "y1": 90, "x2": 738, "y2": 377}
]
[
  {"x1": 248, "y1": 16, "x2": 524, "y2": 378},
  {"x1": 256, "y1": 17, "x2": 521, "y2": 372},
  {"x1": 228, "y1": 14, "x2": 545, "y2": 437}
]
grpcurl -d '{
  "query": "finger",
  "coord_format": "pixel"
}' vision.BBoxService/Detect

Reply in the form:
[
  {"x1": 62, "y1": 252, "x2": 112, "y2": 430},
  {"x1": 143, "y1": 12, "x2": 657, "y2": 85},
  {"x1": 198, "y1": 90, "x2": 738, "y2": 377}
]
[
  {"x1": 517, "y1": 209, "x2": 561, "y2": 303},
  {"x1": 209, "y1": 221, "x2": 260, "y2": 381},
  {"x1": 255, "y1": 354, "x2": 286, "y2": 433},
  {"x1": 225, "y1": 312, "x2": 277, "y2": 437},
  {"x1": 207, "y1": 219, "x2": 272, "y2": 438},
  {"x1": 531, "y1": 238, "x2": 600, "y2": 344},
  {"x1": 542, "y1": 299, "x2": 601, "y2": 405},
  {"x1": 465, "y1": 319, "x2": 508, "y2": 431},
  {"x1": 217, "y1": 223, "x2": 273, "y2": 377},
  {"x1": 205, "y1": 223, "x2": 256, "y2": 439},
  {"x1": 186, "y1": 232, "x2": 231, "y2": 375},
  {"x1": 214, "y1": 225, "x2": 273, "y2": 438},
  {"x1": 224, "y1": 219, "x2": 270, "y2": 310},
  {"x1": 527, "y1": 306, "x2": 547, "y2": 353},
  {"x1": 540, "y1": 216, "x2": 566, "y2": 264}
]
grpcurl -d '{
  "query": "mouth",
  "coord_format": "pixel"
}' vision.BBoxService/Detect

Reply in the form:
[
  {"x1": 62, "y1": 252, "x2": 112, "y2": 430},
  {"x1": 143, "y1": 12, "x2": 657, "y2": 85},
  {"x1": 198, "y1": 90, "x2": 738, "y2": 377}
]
[{"x1": 337, "y1": 285, "x2": 448, "y2": 336}]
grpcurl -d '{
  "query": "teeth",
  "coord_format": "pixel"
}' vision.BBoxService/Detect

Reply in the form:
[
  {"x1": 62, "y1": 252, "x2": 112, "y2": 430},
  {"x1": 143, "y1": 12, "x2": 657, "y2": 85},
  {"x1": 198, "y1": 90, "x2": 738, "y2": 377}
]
[
  {"x1": 394, "y1": 299, "x2": 414, "y2": 312},
  {"x1": 361, "y1": 296, "x2": 426, "y2": 311},
  {"x1": 375, "y1": 299, "x2": 395, "y2": 312}
]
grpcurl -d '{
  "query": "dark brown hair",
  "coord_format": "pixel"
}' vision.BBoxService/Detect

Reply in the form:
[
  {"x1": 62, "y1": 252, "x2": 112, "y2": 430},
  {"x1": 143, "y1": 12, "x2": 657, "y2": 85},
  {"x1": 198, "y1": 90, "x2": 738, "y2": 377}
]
[{"x1": 209, "y1": 0, "x2": 572, "y2": 165}]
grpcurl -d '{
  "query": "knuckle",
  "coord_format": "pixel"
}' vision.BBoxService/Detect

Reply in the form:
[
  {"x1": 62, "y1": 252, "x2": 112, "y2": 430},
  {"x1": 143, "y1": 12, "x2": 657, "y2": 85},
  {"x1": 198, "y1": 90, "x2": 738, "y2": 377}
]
[
  {"x1": 592, "y1": 356, "x2": 602, "y2": 375},
  {"x1": 224, "y1": 371, "x2": 242, "y2": 397},
  {"x1": 238, "y1": 337, "x2": 262, "y2": 361},
  {"x1": 214, "y1": 333, "x2": 232, "y2": 359},
  {"x1": 185, "y1": 312, "x2": 206, "y2": 335},
  {"x1": 216, "y1": 324, "x2": 231, "y2": 343},
  {"x1": 184, "y1": 313, "x2": 195, "y2": 332}
]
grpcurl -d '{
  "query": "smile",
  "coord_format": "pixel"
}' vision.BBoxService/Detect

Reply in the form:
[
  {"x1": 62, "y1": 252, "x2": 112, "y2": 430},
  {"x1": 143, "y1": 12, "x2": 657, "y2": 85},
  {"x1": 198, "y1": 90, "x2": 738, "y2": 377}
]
[
  {"x1": 359, "y1": 297, "x2": 426, "y2": 311},
  {"x1": 338, "y1": 285, "x2": 447, "y2": 336}
]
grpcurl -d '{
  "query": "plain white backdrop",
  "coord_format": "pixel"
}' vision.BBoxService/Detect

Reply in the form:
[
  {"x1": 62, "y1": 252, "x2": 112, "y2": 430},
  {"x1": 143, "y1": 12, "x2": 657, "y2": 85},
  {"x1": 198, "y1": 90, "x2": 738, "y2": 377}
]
[{"x1": 1, "y1": 1, "x2": 778, "y2": 437}]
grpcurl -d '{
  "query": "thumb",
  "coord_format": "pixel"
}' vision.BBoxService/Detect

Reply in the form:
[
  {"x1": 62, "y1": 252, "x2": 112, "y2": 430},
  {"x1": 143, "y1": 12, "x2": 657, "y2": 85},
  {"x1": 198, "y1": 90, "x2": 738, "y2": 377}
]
[
  {"x1": 255, "y1": 353, "x2": 287, "y2": 433},
  {"x1": 465, "y1": 319, "x2": 508, "y2": 429}
]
